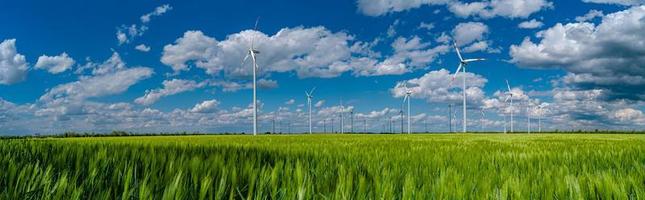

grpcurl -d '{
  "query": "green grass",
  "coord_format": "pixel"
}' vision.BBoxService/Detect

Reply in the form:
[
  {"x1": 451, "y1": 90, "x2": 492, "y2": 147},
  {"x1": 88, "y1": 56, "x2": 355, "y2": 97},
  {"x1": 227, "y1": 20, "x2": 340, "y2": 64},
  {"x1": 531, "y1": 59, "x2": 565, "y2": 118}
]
[{"x1": 1, "y1": 134, "x2": 645, "y2": 199}]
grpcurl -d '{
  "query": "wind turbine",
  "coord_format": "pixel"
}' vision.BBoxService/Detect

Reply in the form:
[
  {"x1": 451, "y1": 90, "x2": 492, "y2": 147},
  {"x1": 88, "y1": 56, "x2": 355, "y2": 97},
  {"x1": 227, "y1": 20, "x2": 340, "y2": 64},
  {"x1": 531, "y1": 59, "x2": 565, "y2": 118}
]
[
  {"x1": 350, "y1": 108, "x2": 354, "y2": 133},
  {"x1": 399, "y1": 109, "x2": 404, "y2": 134},
  {"x1": 451, "y1": 42, "x2": 485, "y2": 133},
  {"x1": 505, "y1": 80, "x2": 514, "y2": 133},
  {"x1": 305, "y1": 87, "x2": 316, "y2": 134},
  {"x1": 340, "y1": 99, "x2": 344, "y2": 134},
  {"x1": 241, "y1": 17, "x2": 261, "y2": 136},
  {"x1": 402, "y1": 83, "x2": 412, "y2": 134},
  {"x1": 448, "y1": 104, "x2": 453, "y2": 133}
]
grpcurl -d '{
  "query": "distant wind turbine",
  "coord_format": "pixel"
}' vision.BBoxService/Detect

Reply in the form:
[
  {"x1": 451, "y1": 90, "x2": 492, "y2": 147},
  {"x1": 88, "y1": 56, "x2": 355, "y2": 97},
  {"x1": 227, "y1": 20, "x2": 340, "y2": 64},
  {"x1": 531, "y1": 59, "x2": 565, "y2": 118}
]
[
  {"x1": 340, "y1": 99, "x2": 344, "y2": 134},
  {"x1": 505, "y1": 80, "x2": 514, "y2": 133},
  {"x1": 450, "y1": 42, "x2": 485, "y2": 133},
  {"x1": 402, "y1": 83, "x2": 412, "y2": 134},
  {"x1": 305, "y1": 87, "x2": 316, "y2": 134},
  {"x1": 350, "y1": 108, "x2": 354, "y2": 133},
  {"x1": 241, "y1": 17, "x2": 261, "y2": 136}
]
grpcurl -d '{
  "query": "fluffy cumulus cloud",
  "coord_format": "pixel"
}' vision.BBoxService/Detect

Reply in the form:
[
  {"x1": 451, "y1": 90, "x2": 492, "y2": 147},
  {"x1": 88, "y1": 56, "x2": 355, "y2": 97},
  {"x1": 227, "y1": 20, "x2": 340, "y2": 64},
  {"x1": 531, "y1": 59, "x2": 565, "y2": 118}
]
[
  {"x1": 510, "y1": 6, "x2": 645, "y2": 101},
  {"x1": 0, "y1": 39, "x2": 28, "y2": 85},
  {"x1": 135, "y1": 79, "x2": 206, "y2": 106},
  {"x1": 391, "y1": 69, "x2": 488, "y2": 105},
  {"x1": 544, "y1": 87, "x2": 645, "y2": 129},
  {"x1": 190, "y1": 99, "x2": 220, "y2": 113},
  {"x1": 518, "y1": 19, "x2": 544, "y2": 29},
  {"x1": 35, "y1": 53, "x2": 75, "y2": 74},
  {"x1": 452, "y1": 22, "x2": 488, "y2": 45},
  {"x1": 161, "y1": 27, "x2": 448, "y2": 79},
  {"x1": 357, "y1": 0, "x2": 552, "y2": 18},
  {"x1": 451, "y1": 22, "x2": 498, "y2": 53},
  {"x1": 37, "y1": 53, "x2": 153, "y2": 119}
]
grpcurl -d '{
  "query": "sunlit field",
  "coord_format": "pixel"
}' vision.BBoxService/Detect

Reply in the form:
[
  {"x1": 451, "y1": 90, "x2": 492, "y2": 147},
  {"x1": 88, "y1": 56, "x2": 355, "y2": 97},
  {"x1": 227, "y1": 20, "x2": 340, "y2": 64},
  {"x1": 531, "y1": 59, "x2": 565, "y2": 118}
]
[{"x1": 2, "y1": 134, "x2": 645, "y2": 199}]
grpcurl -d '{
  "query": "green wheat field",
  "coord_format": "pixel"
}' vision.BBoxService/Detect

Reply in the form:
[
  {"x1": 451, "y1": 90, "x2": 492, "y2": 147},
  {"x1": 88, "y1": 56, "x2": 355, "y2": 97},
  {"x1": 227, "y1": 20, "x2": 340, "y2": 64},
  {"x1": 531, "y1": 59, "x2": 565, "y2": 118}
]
[{"x1": 1, "y1": 134, "x2": 644, "y2": 199}]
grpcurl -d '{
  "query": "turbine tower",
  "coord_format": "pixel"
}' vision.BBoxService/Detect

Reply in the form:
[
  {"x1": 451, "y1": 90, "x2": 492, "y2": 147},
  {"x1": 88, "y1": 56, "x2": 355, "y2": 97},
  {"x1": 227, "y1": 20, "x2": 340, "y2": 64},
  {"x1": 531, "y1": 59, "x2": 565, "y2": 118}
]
[
  {"x1": 241, "y1": 17, "x2": 261, "y2": 136},
  {"x1": 350, "y1": 108, "x2": 354, "y2": 133},
  {"x1": 448, "y1": 104, "x2": 453, "y2": 133},
  {"x1": 305, "y1": 87, "x2": 316, "y2": 134},
  {"x1": 402, "y1": 83, "x2": 412, "y2": 134},
  {"x1": 505, "y1": 80, "x2": 514, "y2": 133},
  {"x1": 451, "y1": 42, "x2": 485, "y2": 133},
  {"x1": 340, "y1": 99, "x2": 344, "y2": 134}
]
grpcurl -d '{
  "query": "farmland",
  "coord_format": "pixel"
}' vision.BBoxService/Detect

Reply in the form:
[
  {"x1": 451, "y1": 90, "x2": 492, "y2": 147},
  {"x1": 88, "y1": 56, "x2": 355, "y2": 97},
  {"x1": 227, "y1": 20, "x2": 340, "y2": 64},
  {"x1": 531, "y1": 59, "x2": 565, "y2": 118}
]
[{"x1": 1, "y1": 134, "x2": 645, "y2": 199}]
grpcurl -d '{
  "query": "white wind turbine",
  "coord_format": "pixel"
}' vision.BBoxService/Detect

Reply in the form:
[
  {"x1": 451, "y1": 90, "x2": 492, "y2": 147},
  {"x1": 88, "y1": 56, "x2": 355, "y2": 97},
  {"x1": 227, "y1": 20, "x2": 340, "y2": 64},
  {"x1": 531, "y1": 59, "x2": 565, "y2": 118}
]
[
  {"x1": 505, "y1": 80, "x2": 514, "y2": 133},
  {"x1": 241, "y1": 17, "x2": 261, "y2": 136},
  {"x1": 451, "y1": 42, "x2": 485, "y2": 133},
  {"x1": 402, "y1": 83, "x2": 412, "y2": 134},
  {"x1": 305, "y1": 87, "x2": 316, "y2": 134}
]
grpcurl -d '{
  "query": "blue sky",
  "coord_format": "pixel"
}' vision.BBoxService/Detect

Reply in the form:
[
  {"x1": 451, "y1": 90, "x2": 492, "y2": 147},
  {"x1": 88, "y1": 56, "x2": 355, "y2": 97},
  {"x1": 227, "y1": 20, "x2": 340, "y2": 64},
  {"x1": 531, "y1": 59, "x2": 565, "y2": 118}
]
[{"x1": 1, "y1": 0, "x2": 644, "y2": 135}]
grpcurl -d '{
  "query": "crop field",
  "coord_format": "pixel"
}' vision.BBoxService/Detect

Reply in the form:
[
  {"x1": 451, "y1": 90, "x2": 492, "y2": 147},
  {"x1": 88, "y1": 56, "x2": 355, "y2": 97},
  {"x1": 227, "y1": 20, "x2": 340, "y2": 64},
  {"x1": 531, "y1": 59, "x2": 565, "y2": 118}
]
[{"x1": 1, "y1": 134, "x2": 645, "y2": 199}]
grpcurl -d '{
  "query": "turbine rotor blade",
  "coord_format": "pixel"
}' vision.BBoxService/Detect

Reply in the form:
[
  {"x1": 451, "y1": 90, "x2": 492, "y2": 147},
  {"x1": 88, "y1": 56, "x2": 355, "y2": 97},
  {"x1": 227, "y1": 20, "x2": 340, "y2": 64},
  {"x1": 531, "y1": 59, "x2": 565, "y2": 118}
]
[
  {"x1": 506, "y1": 79, "x2": 512, "y2": 92},
  {"x1": 310, "y1": 87, "x2": 316, "y2": 95},
  {"x1": 463, "y1": 58, "x2": 486, "y2": 63},
  {"x1": 451, "y1": 63, "x2": 463, "y2": 84},
  {"x1": 453, "y1": 42, "x2": 464, "y2": 62},
  {"x1": 251, "y1": 17, "x2": 260, "y2": 49},
  {"x1": 241, "y1": 52, "x2": 250, "y2": 67}
]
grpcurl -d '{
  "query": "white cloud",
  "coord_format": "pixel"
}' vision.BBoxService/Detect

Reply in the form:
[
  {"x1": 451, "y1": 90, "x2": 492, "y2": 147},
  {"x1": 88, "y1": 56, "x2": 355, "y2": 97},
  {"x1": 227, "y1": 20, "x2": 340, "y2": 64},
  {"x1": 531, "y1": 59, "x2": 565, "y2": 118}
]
[
  {"x1": 135, "y1": 79, "x2": 206, "y2": 106},
  {"x1": 117, "y1": 25, "x2": 148, "y2": 45},
  {"x1": 387, "y1": 19, "x2": 400, "y2": 37},
  {"x1": 575, "y1": 10, "x2": 604, "y2": 22},
  {"x1": 191, "y1": 99, "x2": 220, "y2": 113},
  {"x1": 448, "y1": 0, "x2": 553, "y2": 19},
  {"x1": 40, "y1": 67, "x2": 153, "y2": 104},
  {"x1": 613, "y1": 108, "x2": 645, "y2": 124},
  {"x1": 418, "y1": 22, "x2": 435, "y2": 30},
  {"x1": 314, "y1": 100, "x2": 325, "y2": 108},
  {"x1": 518, "y1": 19, "x2": 544, "y2": 29},
  {"x1": 135, "y1": 44, "x2": 151, "y2": 52},
  {"x1": 453, "y1": 22, "x2": 488, "y2": 46},
  {"x1": 0, "y1": 39, "x2": 28, "y2": 85},
  {"x1": 78, "y1": 52, "x2": 126, "y2": 75},
  {"x1": 462, "y1": 41, "x2": 489, "y2": 53},
  {"x1": 355, "y1": 0, "x2": 552, "y2": 18},
  {"x1": 35, "y1": 52, "x2": 75, "y2": 74},
  {"x1": 356, "y1": 0, "x2": 449, "y2": 17},
  {"x1": 391, "y1": 69, "x2": 487, "y2": 104},
  {"x1": 510, "y1": 6, "x2": 645, "y2": 101},
  {"x1": 285, "y1": 99, "x2": 295, "y2": 105},
  {"x1": 258, "y1": 79, "x2": 279, "y2": 89},
  {"x1": 140, "y1": 4, "x2": 172, "y2": 23},
  {"x1": 117, "y1": 5, "x2": 171, "y2": 45},
  {"x1": 582, "y1": 0, "x2": 644, "y2": 6},
  {"x1": 162, "y1": 28, "x2": 448, "y2": 79}
]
